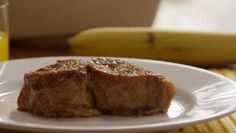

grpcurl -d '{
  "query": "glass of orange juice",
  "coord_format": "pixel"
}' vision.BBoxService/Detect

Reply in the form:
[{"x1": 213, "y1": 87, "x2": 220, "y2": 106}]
[{"x1": 0, "y1": 0, "x2": 8, "y2": 61}]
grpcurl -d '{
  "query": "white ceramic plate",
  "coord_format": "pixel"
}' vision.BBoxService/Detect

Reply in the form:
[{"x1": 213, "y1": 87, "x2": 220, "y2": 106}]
[{"x1": 0, "y1": 57, "x2": 236, "y2": 133}]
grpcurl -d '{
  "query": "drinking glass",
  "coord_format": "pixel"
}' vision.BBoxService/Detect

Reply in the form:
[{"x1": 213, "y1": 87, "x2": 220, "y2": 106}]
[{"x1": 0, "y1": 0, "x2": 9, "y2": 61}]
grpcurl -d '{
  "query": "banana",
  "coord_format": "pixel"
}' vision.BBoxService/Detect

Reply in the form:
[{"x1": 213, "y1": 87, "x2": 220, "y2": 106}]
[{"x1": 68, "y1": 27, "x2": 236, "y2": 66}]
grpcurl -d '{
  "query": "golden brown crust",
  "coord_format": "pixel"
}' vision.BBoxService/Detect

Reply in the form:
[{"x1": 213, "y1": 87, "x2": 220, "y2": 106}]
[
  {"x1": 88, "y1": 59, "x2": 176, "y2": 115},
  {"x1": 18, "y1": 60, "x2": 100, "y2": 117},
  {"x1": 17, "y1": 58, "x2": 176, "y2": 117}
]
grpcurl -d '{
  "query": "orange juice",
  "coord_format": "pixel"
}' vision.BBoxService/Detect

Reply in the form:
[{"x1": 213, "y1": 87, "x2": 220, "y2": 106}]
[{"x1": 0, "y1": 31, "x2": 8, "y2": 61}]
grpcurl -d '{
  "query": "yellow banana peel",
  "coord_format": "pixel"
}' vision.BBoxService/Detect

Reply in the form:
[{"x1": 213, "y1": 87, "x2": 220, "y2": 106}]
[{"x1": 68, "y1": 27, "x2": 236, "y2": 66}]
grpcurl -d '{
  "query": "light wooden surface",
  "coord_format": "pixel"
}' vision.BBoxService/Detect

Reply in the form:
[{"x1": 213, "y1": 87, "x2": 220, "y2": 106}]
[{"x1": 10, "y1": 35, "x2": 70, "y2": 59}]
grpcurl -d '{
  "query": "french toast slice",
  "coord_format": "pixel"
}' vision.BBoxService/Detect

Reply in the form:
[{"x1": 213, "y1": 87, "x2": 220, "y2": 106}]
[
  {"x1": 17, "y1": 59, "x2": 100, "y2": 117},
  {"x1": 88, "y1": 58, "x2": 176, "y2": 115},
  {"x1": 18, "y1": 58, "x2": 176, "y2": 117}
]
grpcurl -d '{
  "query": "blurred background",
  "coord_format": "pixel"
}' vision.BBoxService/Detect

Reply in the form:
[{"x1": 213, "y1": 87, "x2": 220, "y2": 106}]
[
  {"x1": 9, "y1": 0, "x2": 159, "y2": 38},
  {"x1": 1, "y1": 1, "x2": 236, "y2": 132},
  {"x1": 1, "y1": 0, "x2": 236, "y2": 67},
  {"x1": 9, "y1": 0, "x2": 236, "y2": 38}
]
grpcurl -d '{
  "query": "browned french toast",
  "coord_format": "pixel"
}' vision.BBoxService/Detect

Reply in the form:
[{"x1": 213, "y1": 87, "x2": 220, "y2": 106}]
[
  {"x1": 17, "y1": 58, "x2": 176, "y2": 117},
  {"x1": 17, "y1": 59, "x2": 99, "y2": 117},
  {"x1": 88, "y1": 58, "x2": 176, "y2": 115}
]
